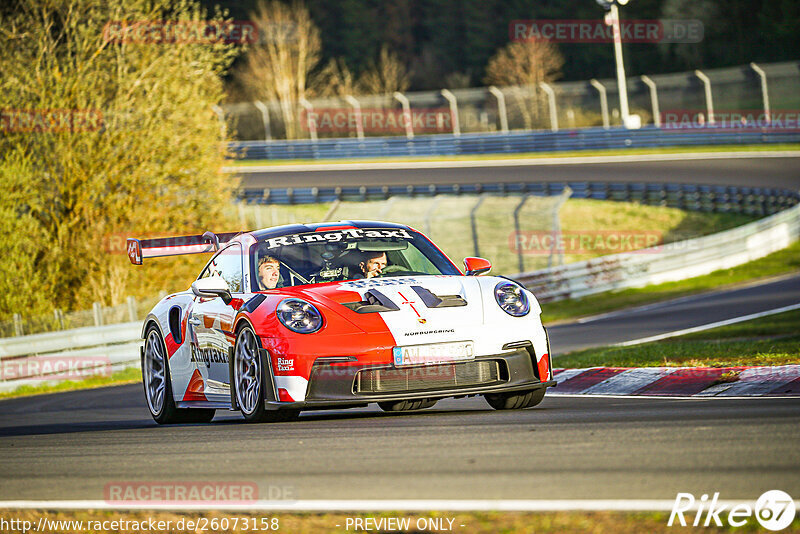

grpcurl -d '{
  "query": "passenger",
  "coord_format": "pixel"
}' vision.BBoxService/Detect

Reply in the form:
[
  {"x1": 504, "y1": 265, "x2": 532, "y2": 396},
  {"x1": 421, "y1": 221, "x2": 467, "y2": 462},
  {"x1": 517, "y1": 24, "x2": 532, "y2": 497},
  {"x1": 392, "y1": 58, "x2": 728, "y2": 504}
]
[{"x1": 258, "y1": 256, "x2": 281, "y2": 289}]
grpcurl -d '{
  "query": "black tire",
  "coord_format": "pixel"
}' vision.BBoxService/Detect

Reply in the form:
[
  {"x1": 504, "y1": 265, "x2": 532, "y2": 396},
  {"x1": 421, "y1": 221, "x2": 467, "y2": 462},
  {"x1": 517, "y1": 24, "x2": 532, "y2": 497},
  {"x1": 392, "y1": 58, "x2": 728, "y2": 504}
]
[
  {"x1": 378, "y1": 398, "x2": 438, "y2": 412},
  {"x1": 484, "y1": 388, "x2": 546, "y2": 410},
  {"x1": 233, "y1": 325, "x2": 300, "y2": 424},
  {"x1": 142, "y1": 324, "x2": 215, "y2": 424}
]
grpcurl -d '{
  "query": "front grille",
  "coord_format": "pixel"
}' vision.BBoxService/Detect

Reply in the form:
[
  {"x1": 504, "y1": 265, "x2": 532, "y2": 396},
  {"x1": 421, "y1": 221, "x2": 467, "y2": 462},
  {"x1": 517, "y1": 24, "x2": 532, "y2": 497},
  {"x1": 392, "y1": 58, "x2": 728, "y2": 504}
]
[{"x1": 354, "y1": 360, "x2": 503, "y2": 394}]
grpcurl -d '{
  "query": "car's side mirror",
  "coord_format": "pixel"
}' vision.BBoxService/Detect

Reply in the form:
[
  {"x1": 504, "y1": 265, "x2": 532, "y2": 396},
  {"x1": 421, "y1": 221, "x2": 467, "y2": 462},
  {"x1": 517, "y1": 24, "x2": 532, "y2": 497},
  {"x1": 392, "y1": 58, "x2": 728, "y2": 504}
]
[
  {"x1": 463, "y1": 257, "x2": 491, "y2": 276},
  {"x1": 191, "y1": 277, "x2": 232, "y2": 304}
]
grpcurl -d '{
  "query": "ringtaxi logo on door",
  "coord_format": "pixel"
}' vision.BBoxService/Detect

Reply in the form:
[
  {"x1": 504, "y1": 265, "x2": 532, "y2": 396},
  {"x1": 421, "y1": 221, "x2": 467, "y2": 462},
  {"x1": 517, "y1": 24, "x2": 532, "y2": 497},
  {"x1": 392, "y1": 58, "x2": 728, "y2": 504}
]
[{"x1": 668, "y1": 490, "x2": 796, "y2": 530}]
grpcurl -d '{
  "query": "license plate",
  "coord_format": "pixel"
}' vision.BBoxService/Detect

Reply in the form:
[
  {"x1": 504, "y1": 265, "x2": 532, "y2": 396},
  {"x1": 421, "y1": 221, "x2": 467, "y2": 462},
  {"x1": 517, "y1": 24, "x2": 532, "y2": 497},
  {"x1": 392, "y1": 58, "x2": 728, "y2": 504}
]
[{"x1": 392, "y1": 341, "x2": 474, "y2": 367}]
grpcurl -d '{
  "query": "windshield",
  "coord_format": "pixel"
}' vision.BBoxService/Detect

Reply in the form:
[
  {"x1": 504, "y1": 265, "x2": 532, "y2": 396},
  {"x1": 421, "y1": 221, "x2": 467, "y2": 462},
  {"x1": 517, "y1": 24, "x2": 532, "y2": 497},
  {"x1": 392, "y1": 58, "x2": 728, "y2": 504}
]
[{"x1": 249, "y1": 227, "x2": 460, "y2": 290}]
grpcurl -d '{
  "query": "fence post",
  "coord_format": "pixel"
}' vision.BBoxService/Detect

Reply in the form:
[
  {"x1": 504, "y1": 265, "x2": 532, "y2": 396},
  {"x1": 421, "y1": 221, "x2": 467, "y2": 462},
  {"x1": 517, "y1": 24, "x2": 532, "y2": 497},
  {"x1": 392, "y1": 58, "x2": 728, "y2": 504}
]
[
  {"x1": 344, "y1": 94, "x2": 364, "y2": 139},
  {"x1": 253, "y1": 101, "x2": 272, "y2": 141},
  {"x1": 93, "y1": 302, "x2": 103, "y2": 327},
  {"x1": 211, "y1": 105, "x2": 226, "y2": 138},
  {"x1": 13, "y1": 313, "x2": 23, "y2": 337},
  {"x1": 488, "y1": 86, "x2": 509, "y2": 133},
  {"x1": 589, "y1": 79, "x2": 610, "y2": 129},
  {"x1": 513, "y1": 195, "x2": 531, "y2": 273},
  {"x1": 298, "y1": 98, "x2": 318, "y2": 141},
  {"x1": 424, "y1": 196, "x2": 443, "y2": 237},
  {"x1": 393, "y1": 92, "x2": 414, "y2": 139},
  {"x1": 54, "y1": 309, "x2": 64, "y2": 330},
  {"x1": 440, "y1": 89, "x2": 460, "y2": 136},
  {"x1": 694, "y1": 70, "x2": 716, "y2": 124},
  {"x1": 127, "y1": 296, "x2": 137, "y2": 322},
  {"x1": 539, "y1": 82, "x2": 558, "y2": 132},
  {"x1": 549, "y1": 187, "x2": 572, "y2": 268},
  {"x1": 750, "y1": 63, "x2": 771, "y2": 124},
  {"x1": 470, "y1": 194, "x2": 487, "y2": 257},
  {"x1": 640, "y1": 75, "x2": 661, "y2": 127}
]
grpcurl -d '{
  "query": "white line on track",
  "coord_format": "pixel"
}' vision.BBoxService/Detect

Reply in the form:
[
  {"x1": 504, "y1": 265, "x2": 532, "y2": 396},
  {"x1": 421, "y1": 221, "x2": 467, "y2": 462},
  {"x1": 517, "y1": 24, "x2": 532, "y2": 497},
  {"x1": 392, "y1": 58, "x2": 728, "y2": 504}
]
[
  {"x1": 0, "y1": 499, "x2": 762, "y2": 512},
  {"x1": 571, "y1": 272, "x2": 800, "y2": 325},
  {"x1": 224, "y1": 150, "x2": 800, "y2": 173},
  {"x1": 613, "y1": 302, "x2": 800, "y2": 347}
]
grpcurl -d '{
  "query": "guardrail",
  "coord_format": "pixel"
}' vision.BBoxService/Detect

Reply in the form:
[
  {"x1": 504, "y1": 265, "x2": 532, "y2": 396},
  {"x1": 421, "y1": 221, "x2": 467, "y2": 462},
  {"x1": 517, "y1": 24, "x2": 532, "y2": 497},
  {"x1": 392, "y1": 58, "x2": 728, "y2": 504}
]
[
  {"x1": 515, "y1": 203, "x2": 800, "y2": 302},
  {"x1": 239, "y1": 180, "x2": 800, "y2": 217},
  {"x1": 230, "y1": 126, "x2": 800, "y2": 161},
  {"x1": 0, "y1": 322, "x2": 142, "y2": 393}
]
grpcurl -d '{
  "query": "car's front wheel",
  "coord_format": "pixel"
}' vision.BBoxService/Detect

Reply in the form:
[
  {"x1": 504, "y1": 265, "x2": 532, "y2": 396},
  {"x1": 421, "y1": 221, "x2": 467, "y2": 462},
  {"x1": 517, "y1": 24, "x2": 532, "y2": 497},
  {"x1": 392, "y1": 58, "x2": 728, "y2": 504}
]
[
  {"x1": 142, "y1": 325, "x2": 215, "y2": 424},
  {"x1": 233, "y1": 325, "x2": 299, "y2": 423},
  {"x1": 484, "y1": 388, "x2": 546, "y2": 410}
]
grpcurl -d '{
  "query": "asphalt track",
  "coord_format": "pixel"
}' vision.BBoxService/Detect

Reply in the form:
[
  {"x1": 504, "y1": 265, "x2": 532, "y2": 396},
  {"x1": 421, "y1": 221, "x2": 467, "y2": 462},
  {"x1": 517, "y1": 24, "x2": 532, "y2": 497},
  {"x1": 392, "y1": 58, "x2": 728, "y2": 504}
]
[
  {"x1": 0, "y1": 273, "x2": 798, "y2": 502},
  {"x1": 0, "y1": 154, "x2": 798, "y2": 504},
  {"x1": 237, "y1": 155, "x2": 800, "y2": 190}
]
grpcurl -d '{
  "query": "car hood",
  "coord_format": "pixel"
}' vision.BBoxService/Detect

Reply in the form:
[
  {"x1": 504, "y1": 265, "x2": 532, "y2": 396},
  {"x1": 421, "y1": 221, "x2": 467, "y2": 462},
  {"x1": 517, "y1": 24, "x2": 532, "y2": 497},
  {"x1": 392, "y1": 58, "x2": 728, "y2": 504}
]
[{"x1": 300, "y1": 275, "x2": 495, "y2": 343}]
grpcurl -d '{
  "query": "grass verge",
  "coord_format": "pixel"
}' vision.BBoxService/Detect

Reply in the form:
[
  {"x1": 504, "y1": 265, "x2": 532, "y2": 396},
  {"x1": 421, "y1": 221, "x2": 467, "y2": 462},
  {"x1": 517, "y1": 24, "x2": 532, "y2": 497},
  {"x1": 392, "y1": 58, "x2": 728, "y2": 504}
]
[
  {"x1": 2, "y1": 510, "x2": 791, "y2": 533},
  {"x1": 541, "y1": 240, "x2": 800, "y2": 324},
  {"x1": 0, "y1": 367, "x2": 141, "y2": 401},
  {"x1": 228, "y1": 143, "x2": 800, "y2": 167},
  {"x1": 556, "y1": 309, "x2": 800, "y2": 368}
]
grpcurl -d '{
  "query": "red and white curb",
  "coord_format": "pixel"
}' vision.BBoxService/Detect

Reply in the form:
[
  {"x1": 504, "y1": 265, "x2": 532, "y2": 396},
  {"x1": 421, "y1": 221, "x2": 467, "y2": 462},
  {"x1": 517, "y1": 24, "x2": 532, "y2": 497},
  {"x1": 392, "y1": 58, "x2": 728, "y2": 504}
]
[{"x1": 550, "y1": 365, "x2": 800, "y2": 397}]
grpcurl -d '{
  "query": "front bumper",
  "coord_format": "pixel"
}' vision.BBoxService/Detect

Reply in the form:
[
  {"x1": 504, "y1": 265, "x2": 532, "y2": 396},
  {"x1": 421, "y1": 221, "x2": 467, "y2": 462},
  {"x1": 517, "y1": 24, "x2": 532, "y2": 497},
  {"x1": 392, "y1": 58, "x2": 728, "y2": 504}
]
[{"x1": 264, "y1": 346, "x2": 556, "y2": 409}]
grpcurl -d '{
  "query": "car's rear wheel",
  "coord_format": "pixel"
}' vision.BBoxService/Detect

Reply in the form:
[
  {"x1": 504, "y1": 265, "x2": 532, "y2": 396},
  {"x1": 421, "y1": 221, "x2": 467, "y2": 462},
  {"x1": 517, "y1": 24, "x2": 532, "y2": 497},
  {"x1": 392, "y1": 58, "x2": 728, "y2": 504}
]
[
  {"x1": 378, "y1": 398, "x2": 438, "y2": 412},
  {"x1": 143, "y1": 325, "x2": 215, "y2": 424},
  {"x1": 234, "y1": 325, "x2": 299, "y2": 423},
  {"x1": 484, "y1": 388, "x2": 545, "y2": 410}
]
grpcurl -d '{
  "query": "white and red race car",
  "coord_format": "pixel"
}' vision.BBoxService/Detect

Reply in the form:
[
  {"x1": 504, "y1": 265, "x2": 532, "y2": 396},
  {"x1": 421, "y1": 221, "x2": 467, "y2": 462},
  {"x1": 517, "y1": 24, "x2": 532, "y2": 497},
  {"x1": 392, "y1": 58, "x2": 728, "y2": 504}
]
[{"x1": 128, "y1": 221, "x2": 555, "y2": 424}]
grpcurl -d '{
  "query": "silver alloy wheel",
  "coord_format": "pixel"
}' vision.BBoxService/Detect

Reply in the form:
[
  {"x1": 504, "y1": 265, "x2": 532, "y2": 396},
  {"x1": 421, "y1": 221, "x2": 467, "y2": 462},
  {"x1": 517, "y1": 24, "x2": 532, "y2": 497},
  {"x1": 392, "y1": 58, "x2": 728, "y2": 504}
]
[
  {"x1": 235, "y1": 328, "x2": 261, "y2": 415},
  {"x1": 144, "y1": 330, "x2": 166, "y2": 415}
]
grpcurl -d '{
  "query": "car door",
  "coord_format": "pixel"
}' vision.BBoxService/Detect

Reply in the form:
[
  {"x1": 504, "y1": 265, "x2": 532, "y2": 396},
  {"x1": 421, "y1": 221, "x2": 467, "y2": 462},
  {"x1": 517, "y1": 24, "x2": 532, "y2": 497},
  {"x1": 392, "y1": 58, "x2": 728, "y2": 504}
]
[{"x1": 189, "y1": 243, "x2": 244, "y2": 401}]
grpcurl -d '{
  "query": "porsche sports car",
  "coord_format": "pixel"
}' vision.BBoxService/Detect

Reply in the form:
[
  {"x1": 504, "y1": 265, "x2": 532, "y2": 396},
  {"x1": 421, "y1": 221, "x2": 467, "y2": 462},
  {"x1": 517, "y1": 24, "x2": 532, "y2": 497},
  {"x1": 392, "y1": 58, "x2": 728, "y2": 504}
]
[{"x1": 127, "y1": 221, "x2": 555, "y2": 424}]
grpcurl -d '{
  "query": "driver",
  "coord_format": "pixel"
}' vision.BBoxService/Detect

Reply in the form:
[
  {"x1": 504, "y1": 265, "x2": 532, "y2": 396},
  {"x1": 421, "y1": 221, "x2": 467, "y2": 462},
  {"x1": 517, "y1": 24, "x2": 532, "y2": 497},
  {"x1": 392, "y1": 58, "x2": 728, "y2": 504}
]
[
  {"x1": 258, "y1": 256, "x2": 281, "y2": 289},
  {"x1": 357, "y1": 251, "x2": 387, "y2": 279}
]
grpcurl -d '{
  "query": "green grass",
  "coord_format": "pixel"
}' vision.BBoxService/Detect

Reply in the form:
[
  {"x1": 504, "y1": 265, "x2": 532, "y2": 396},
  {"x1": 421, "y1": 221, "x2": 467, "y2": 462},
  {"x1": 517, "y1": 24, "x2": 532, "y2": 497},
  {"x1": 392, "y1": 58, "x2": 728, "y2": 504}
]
[
  {"x1": 556, "y1": 309, "x2": 800, "y2": 368},
  {"x1": 542, "y1": 240, "x2": 800, "y2": 324},
  {"x1": 0, "y1": 366, "x2": 141, "y2": 400},
  {"x1": 228, "y1": 143, "x2": 800, "y2": 167}
]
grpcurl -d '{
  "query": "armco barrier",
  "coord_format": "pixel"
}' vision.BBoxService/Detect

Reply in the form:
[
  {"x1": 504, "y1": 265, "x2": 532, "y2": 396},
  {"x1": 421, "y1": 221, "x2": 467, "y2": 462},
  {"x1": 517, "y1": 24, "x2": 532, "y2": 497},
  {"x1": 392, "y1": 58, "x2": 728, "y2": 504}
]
[
  {"x1": 0, "y1": 322, "x2": 142, "y2": 393},
  {"x1": 515, "y1": 203, "x2": 800, "y2": 302},
  {"x1": 238, "y1": 180, "x2": 800, "y2": 216},
  {"x1": 230, "y1": 126, "x2": 800, "y2": 161}
]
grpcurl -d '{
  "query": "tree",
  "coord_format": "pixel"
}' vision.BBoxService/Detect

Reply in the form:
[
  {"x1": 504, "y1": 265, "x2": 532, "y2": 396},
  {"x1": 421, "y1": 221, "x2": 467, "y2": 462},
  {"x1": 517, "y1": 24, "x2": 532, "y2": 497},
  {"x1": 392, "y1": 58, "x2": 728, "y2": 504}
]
[
  {"x1": 234, "y1": 0, "x2": 322, "y2": 139},
  {"x1": 357, "y1": 46, "x2": 411, "y2": 95},
  {"x1": 484, "y1": 39, "x2": 564, "y2": 130},
  {"x1": 0, "y1": 0, "x2": 238, "y2": 320}
]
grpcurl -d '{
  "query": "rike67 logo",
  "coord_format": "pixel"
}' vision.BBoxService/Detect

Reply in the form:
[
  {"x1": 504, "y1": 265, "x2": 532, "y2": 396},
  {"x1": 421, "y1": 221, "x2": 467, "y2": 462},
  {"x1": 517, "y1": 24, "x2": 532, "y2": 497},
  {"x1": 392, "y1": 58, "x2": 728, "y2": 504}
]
[{"x1": 669, "y1": 490, "x2": 796, "y2": 530}]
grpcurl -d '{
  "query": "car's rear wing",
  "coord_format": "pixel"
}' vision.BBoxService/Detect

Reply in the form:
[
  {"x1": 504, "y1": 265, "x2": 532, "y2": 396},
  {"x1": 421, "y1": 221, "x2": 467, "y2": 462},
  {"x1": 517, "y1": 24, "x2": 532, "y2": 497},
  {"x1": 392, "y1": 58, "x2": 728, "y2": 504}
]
[{"x1": 126, "y1": 231, "x2": 239, "y2": 265}]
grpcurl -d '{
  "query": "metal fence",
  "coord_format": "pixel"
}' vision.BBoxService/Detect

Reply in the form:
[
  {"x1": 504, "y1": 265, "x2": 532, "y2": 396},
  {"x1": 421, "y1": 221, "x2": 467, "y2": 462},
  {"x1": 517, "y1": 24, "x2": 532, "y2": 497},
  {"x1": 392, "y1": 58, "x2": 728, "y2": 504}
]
[{"x1": 222, "y1": 61, "x2": 799, "y2": 142}]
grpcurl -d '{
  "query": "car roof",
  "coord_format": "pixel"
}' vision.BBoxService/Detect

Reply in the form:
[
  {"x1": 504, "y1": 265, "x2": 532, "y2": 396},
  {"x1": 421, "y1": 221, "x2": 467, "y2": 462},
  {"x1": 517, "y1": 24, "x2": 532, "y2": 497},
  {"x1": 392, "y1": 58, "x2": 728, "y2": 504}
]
[{"x1": 249, "y1": 220, "x2": 414, "y2": 241}]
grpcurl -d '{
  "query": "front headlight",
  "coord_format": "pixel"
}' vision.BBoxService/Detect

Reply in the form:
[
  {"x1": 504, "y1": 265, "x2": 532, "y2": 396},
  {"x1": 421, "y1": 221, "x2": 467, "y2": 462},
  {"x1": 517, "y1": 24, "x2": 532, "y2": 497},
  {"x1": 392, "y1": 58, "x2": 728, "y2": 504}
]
[
  {"x1": 494, "y1": 281, "x2": 530, "y2": 317},
  {"x1": 277, "y1": 298, "x2": 323, "y2": 334}
]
